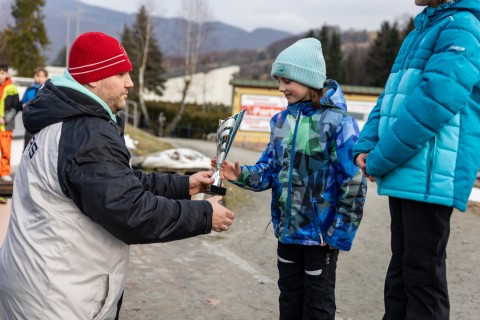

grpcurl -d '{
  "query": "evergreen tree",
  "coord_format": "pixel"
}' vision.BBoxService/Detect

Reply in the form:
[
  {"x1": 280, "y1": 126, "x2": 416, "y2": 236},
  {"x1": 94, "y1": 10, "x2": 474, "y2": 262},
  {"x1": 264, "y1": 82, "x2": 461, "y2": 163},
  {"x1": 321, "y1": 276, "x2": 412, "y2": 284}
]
[
  {"x1": 6, "y1": 0, "x2": 49, "y2": 76},
  {"x1": 344, "y1": 45, "x2": 369, "y2": 86},
  {"x1": 365, "y1": 21, "x2": 401, "y2": 87},
  {"x1": 121, "y1": 6, "x2": 165, "y2": 103},
  {"x1": 402, "y1": 17, "x2": 415, "y2": 38},
  {"x1": 318, "y1": 26, "x2": 331, "y2": 74},
  {"x1": 51, "y1": 45, "x2": 67, "y2": 67},
  {"x1": 0, "y1": 30, "x2": 11, "y2": 63},
  {"x1": 121, "y1": 24, "x2": 138, "y2": 100},
  {"x1": 310, "y1": 26, "x2": 346, "y2": 83},
  {"x1": 327, "y1": 31, "x2": 346, "y2": 83},
  {"x1": 305, "y1": 29, "x2": 316, "y2": 38}
]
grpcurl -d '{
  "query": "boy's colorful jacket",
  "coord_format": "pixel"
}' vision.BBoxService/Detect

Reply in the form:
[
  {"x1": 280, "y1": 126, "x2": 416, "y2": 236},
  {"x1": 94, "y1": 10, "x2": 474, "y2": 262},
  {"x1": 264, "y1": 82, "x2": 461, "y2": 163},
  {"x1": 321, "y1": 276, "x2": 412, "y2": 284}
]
[
  {"x1": 21, "y1": 82, "x2": 42, "y2": 105},
  {"x1": 0, "y1": 78, "x2": 19, "y2": 131},
  {"x1": 353, "y1": 0, "x2": 480, "y2": 212},
  {"x1": 232, "y1": 80, "x2": 366, "y2": 251}
]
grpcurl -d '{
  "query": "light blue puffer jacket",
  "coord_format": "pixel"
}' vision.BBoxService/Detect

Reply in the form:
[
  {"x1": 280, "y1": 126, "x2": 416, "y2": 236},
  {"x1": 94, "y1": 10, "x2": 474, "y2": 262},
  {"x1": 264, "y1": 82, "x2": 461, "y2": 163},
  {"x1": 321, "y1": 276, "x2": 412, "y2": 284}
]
[{"x1": 353, "y1": 0, "x2": 480, "y2": 212}]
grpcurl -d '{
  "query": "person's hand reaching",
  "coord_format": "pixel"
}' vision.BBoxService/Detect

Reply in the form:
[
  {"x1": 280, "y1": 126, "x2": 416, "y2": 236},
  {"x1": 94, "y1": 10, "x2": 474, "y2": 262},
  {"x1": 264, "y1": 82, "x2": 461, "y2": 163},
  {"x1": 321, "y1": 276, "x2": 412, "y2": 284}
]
[{"x1": 210, "y1": 159, "x2": 241, "y2": 181}]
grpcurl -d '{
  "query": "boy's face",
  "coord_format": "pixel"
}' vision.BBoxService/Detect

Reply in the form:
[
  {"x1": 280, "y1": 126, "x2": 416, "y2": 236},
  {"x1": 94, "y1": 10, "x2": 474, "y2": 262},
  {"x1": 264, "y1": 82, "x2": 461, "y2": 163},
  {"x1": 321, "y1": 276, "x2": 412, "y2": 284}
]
[
  {"x1": 0, "y1": 70, "x2": 8, "y2": 85},
  {"x1": 33, "y1": 71, "x2": 48, "y2": 85},
  {"x1": 277, "y1": 77, "x2": 311, "y2": 105}
]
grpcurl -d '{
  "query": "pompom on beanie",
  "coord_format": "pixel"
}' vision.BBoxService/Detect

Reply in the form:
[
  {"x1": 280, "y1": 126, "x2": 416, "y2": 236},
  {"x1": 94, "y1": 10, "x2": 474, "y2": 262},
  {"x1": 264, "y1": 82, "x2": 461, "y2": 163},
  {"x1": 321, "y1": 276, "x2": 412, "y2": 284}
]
[
  {"x1": 271, "y1": 38, "x2": 326, "y2": 89},
  {"x1": 68, "y1": 32, "x2": 132, "y2": 84}
]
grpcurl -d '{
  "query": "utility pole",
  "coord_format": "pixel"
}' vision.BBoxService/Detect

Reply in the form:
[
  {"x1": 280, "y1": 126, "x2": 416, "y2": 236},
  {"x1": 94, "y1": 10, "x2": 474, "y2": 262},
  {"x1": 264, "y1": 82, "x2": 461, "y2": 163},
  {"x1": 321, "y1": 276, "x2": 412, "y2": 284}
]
[
  {"x1": 158, "y1": 112, "x2": 166, "y2": 137},
  {"x1": 65, "y1": 12, "x2": 71, "y2": 67},
  {"x1": 76, "y1": 1, "x2": 81, "y2": 36}
]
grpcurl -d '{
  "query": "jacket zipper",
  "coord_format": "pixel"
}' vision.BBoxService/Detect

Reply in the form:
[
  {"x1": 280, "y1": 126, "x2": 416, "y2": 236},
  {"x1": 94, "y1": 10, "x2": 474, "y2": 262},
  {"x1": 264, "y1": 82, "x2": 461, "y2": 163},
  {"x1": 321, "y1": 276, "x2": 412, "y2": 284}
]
[
  {"x1": 282, "y1": 109, "x2": 302, "y2": 240},
  {"x1": 424, "y1": 136, "x2": 437, "y2": 199},
  {"x1": 312, "y1": 197, "x2": 324, "y2": 245}
]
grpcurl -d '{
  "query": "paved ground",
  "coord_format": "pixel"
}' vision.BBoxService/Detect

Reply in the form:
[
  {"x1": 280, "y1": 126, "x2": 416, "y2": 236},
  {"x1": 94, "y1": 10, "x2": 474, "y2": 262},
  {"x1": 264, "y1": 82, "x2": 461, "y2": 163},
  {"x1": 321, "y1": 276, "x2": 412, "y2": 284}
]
[
  {"x1": 118, "y1": 138, "x2": 480, "y2": 320},
  {"x1": 2, "y1": 137, "x2": 480, "y2": 320}
]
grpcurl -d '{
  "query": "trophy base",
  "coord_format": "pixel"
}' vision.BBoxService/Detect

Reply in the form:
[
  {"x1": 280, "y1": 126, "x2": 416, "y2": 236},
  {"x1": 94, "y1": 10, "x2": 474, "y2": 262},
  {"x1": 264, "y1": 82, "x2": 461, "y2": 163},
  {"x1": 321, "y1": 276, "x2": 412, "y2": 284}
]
[{"x1": 204, "y1": 184, "x2": 226, "y2": 196}]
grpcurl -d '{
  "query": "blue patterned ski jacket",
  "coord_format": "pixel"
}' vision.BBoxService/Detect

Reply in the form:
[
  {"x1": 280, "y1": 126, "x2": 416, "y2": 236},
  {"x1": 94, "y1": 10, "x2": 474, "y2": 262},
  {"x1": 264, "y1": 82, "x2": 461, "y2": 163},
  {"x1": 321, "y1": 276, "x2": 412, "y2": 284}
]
[
  {"x1": 353, "y1": 0, "x2": 480, "y2": 212},
  {"x1": 232, "y1": 80, "x2": 366, "y2": 251}
]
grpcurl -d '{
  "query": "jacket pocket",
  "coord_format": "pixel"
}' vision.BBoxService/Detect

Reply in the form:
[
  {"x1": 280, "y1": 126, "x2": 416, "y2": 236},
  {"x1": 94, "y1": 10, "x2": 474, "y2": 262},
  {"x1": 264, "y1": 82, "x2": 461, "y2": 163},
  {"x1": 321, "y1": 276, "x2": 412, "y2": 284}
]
[
  {"x1": 424, "y1": 136, "x2": 437, "y2": 200},
  {"x1": 92, "y1": 274, "x2": 122, "y2": 320}
]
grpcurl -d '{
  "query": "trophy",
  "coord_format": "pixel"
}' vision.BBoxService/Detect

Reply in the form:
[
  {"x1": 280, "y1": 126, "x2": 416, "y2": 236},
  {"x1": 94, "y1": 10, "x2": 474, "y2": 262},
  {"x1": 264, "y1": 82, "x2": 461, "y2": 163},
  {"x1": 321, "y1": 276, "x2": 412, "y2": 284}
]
[{"x1": 204, "y1": 109, "x2": 246, "y2": 196}]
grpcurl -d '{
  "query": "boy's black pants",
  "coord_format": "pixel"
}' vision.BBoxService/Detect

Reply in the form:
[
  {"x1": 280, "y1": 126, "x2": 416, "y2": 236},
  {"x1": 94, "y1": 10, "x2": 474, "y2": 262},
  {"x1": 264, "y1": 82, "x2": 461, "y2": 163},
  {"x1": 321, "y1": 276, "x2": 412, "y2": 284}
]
[
  {"x1": 383, "y1": 197, "x2": 453, "y2": 320},
  {"x1": 277, "y1": 242, "x2": 339, "y2": 320}
]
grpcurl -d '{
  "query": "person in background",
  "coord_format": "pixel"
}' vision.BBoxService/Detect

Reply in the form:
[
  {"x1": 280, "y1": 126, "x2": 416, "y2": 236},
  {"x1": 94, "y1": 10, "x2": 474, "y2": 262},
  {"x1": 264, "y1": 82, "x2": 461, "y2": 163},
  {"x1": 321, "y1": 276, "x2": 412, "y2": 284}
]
[
  {"x1": 0, "y1": 32, "x2": 234, "y2": 320},
  {"x1": 21, "y1": 66, "x2": 48, "y2": 150},
  {"x1": 0, "y1": 63, "x2": 19, "y2": 182},
  {"x1": 353, "y1": 0, "x2": 480, "y2": 319},
  {"x1": 213, "y1": 38, "x2": 366, "y2": 319}
]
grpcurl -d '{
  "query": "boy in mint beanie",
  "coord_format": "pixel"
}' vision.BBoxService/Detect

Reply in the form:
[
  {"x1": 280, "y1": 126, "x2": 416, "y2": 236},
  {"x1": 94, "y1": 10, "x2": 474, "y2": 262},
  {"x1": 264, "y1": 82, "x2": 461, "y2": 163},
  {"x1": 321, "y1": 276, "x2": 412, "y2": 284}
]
[
  {"x1": 271, "y1": 37, "x2": 326, "y2": 90},
  {"x1": 213, "y1": 37, "x2": 366, "y2": 319}
]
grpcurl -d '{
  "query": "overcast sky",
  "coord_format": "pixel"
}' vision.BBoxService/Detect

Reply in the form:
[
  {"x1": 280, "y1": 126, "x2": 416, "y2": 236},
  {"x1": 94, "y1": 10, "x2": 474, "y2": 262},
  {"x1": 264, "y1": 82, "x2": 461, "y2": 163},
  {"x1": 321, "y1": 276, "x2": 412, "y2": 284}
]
[{"x1": 81, "y1": 0, "x2": 424, "y2": 33}]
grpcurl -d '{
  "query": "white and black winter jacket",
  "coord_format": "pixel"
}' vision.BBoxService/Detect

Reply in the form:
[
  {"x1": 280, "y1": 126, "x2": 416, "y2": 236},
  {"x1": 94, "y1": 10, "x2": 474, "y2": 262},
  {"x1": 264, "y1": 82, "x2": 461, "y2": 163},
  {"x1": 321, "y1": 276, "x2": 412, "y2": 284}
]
[{"x1": 0, "y1": 73, "x2": 213, "y2": 320}]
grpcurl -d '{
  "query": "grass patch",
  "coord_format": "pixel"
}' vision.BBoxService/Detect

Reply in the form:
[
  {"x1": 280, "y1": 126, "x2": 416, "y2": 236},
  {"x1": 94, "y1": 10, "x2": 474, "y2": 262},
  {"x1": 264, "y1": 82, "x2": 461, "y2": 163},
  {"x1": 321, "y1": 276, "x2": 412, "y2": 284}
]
[{"x1": 124, "y1": 124, "x2": 174, "y2": 156}]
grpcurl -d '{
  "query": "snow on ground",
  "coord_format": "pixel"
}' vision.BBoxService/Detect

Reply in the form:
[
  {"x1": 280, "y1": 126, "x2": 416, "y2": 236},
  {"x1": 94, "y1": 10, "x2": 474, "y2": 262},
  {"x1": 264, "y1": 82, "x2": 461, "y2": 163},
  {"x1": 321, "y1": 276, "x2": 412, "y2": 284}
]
[
  {"x1": 469, "y1": 187, "x2": 480, "y2": 203},
  {"x1": 124, "y1": 134, "x2": 137, "y2": 150},
  {"x1": 139, "y1": 148, "x2": 211, "y2": 170}
]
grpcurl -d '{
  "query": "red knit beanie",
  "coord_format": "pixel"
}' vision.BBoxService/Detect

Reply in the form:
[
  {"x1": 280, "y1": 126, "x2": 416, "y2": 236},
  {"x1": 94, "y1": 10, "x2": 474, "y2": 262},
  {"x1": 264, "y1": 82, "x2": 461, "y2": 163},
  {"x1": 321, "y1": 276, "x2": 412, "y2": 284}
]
[{"x1": 68, "y1": 32, "x2": 132, "y2": 84}]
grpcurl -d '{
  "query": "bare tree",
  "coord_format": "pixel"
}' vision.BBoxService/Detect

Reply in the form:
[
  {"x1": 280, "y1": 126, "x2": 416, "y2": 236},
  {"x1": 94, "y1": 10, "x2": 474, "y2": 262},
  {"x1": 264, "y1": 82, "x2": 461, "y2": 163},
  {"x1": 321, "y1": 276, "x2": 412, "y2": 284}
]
[
  {"x1": 122, "y1": 1, "x2": 166, "y2": 128},
  {"x1": 166, "y1": 0, "x2": 212, "y2": 136},
  {"x1": 137, "y1": 8, "x2": 152, "y2": 126},
  {"x1": 0, "y1": 0, "x2": 13, "y2": 29},
  {"x1": 0, "y1": 0, "x2": 14, "y2": 61}
]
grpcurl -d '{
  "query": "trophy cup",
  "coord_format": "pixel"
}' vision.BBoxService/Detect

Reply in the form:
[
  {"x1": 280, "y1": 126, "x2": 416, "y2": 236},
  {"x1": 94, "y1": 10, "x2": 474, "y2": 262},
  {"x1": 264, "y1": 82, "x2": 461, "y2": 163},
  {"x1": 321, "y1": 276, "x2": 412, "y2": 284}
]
[{"x1": 204, "y1": 109, "x2": 246, "y2": 196}]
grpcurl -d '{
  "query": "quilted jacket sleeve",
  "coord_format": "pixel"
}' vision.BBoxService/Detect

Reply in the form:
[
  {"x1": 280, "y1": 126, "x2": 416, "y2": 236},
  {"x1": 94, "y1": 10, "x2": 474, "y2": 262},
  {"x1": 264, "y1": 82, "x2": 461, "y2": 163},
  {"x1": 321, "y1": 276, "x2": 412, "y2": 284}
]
[
  {"x1": 62, "y1": 119, "x2": 213, "y2": 245},
  {"x1": 231, "y1": 116, "x2": 277, "y2": 191}
]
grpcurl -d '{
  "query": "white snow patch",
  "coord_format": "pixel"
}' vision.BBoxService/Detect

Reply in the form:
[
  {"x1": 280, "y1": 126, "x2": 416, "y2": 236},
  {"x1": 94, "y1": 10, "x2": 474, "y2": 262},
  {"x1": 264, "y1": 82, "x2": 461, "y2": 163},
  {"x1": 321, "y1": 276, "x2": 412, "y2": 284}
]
[
  {"x1": 124, "y1": 134, "x2": 137, "y2": 150},
  {"x1": 469, "y1": 187, "x2": 480, "y2": 203},
  {"x1": 140, "y1": 148, "x2": 211, "y2": 170}
]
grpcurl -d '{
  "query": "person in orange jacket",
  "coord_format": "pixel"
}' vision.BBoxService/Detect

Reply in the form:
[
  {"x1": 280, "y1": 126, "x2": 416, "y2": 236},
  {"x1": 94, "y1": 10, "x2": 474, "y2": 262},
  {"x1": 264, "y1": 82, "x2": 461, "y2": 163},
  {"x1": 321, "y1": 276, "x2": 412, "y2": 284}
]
[{"x1": 0, "y1": 63, "x2": 19, "y2": 182}]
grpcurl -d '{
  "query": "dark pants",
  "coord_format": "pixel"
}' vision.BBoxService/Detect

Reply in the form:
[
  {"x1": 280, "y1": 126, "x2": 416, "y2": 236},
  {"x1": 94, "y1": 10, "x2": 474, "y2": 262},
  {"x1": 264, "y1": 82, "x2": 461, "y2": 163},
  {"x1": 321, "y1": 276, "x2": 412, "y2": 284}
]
[
  {"x1": 277, "y1": 242, "x2": 339, "y2": 320},
  {"x1": 383, "y1": 197, "x2": 453, "y2": 320}
]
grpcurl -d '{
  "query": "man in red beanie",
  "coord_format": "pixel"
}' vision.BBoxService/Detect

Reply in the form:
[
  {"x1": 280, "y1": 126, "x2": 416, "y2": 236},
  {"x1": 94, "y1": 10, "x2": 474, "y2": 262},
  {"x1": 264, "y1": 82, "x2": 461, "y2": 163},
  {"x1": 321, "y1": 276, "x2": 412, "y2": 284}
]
[{"x1": 0, "y1": 32, "x2": 234, "y2": 320}]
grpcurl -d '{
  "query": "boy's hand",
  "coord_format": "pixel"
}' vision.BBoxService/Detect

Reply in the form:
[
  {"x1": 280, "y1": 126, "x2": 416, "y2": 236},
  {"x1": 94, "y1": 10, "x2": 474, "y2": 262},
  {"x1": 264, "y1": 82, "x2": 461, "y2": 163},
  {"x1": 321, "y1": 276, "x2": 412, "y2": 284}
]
[
  {"x1": 355, "y1": 153, "x2": 376, "y2": 182},
  {"x1": 211, "y1": 159, "x2": 241, "y2": 181}
]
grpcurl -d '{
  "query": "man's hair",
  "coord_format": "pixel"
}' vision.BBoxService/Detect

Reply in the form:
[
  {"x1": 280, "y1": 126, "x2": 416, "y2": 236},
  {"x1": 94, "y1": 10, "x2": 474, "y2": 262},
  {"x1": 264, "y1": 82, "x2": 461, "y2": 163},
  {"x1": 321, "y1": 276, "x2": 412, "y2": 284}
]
[
  {"x1": 0, "y1": 63, "x2": 8, "y2": 72},
  {"x1": 34, "y1": 67, "x2": 48, "y2": 77}
]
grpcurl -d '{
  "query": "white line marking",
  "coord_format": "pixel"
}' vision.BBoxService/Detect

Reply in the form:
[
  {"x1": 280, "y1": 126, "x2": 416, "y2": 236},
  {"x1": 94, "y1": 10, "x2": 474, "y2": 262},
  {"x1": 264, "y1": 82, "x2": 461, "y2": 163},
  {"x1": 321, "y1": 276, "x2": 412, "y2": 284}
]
[{"x1": 202, "y1": 241, "x2": 273, "y2": 284}]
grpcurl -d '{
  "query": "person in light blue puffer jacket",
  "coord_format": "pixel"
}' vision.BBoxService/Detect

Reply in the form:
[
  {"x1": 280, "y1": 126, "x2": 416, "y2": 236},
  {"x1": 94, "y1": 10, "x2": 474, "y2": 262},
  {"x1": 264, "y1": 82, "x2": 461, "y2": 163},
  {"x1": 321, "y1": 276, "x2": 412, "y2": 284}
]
[{"x1": 353, "y1": 0, "x2": 480, "y2": 319}]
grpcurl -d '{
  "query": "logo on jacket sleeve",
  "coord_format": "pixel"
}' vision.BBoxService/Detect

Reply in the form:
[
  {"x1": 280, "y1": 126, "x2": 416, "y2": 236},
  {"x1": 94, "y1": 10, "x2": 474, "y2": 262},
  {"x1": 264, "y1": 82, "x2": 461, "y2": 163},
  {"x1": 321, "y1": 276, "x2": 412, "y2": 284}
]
[
  {"x1": 449, "y1": 45, "x2": 465, "y2": 52},
  {"x1": 28, "y1": 136, "x2": 38, "y2": 159}
]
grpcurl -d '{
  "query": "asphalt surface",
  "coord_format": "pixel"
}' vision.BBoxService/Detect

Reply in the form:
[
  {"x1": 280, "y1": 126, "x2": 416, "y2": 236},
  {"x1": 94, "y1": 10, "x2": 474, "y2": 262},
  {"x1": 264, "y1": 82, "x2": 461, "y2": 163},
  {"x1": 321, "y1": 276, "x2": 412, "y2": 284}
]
[
  {"x1": 118, "y1": 138, "x2": 480, "y2": 320},
  {"x1": 2, "y1": 137, "x2": 480, "y2": 319}
]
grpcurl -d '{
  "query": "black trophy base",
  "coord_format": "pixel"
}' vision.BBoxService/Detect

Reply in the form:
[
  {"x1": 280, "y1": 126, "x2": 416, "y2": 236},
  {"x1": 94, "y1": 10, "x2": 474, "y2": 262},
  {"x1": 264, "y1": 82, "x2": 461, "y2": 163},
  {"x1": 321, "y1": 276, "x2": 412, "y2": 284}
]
[{"x1": 204, "y1": 184, "x2": 226, "y2": 196}]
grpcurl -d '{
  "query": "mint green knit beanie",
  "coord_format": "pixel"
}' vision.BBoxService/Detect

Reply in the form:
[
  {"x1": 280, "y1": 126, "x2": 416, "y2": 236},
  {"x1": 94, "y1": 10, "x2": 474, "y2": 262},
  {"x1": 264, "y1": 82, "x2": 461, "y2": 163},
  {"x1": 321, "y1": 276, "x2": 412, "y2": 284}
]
[{"x1": 271, "y1": 38, "x2": 326, "y2": 89}]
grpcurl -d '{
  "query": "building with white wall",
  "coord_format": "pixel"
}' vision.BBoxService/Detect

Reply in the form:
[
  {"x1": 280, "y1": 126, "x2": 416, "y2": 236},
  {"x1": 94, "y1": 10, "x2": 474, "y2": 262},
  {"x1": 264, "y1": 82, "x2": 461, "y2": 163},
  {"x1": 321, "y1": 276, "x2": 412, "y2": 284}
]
[{"x1": 144, "y1": 65, "x2": 240, "y2": 106}]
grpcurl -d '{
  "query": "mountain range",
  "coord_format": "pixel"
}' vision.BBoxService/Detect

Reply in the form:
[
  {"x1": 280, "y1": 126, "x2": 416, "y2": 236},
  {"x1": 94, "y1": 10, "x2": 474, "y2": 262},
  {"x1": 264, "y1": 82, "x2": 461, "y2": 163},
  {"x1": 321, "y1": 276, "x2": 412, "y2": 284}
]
[{"x1": 42, "y1": 0, "x2": 293, "y2": 63}]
